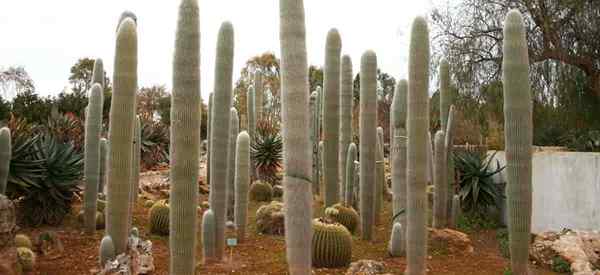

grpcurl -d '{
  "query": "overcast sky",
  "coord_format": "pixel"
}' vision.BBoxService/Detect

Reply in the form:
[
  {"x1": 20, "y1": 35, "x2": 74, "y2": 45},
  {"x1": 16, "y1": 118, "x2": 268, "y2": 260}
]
[{"x1": 0, "y1": 0, "x2": 438, "y2": 100}]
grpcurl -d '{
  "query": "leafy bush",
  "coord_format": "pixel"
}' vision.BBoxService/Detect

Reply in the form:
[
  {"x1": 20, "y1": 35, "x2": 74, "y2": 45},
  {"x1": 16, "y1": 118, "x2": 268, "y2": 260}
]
[
  {"x1": 562, "y1": 129, "x2": 600, "y2": 152},
  {"x1": 140, "y1": 119, "x2": 169, "y2": 169},
  {"x1": 496, "y1": 228, "x2": 510, "y2": 258},
  {"x1": 456, "y1": 211, "x2": 499, "y2": 233},
  {"x1": 251, "y1": 119, "x2": 282, "y2": 184},
  {"x1": 453, "y1": 150, "x2": 505, "y2": 213},
  {"x1": 551, "y1": 256, "x2": 570, "y2": 273}
]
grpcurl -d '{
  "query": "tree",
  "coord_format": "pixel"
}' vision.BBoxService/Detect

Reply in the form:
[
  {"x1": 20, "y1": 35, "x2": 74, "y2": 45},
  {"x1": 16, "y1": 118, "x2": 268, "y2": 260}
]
[
  {"x1": 0, "y1": 96, "x2": 10, "y2": 122},
  {"x1": 308, "y1": 65, "x2": 323, "y2": 92},
  {"x1": 137, "y1": 85, "x2": 169, "y2": 121},
  {"x1": 11, "y1": 90, "x2": 53, "y2": 124},
  {"x1": 67, "y1": 58, "x2": 113, "y2": 119},
  {"x1": 0, "y1": 66, "x2": 35, "y2": 101}
]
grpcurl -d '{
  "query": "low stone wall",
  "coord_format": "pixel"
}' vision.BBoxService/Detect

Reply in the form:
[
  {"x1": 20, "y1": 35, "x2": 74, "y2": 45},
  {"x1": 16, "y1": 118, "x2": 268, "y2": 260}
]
[{"x1": 491, "y1": 150, "x2": 600, "y2": 233}]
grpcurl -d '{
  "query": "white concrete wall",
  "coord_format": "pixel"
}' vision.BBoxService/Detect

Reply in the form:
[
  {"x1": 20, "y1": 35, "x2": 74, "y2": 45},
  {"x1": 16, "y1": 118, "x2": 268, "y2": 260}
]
[{"x1": 491, "y1": 151, "x2": 600, "y2": 233}]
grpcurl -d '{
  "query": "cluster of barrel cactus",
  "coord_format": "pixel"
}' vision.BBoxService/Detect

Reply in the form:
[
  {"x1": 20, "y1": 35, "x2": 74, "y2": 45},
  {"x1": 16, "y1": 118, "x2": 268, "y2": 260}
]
[
  {"x1": 311, "y1": 218, "x2": 352, "y2": 268},
  {"x1": 249, "y1": 181, "x2": 273, "y2": 202},
  {"x1": 325, "y1": 203, "x2": 359, "y2": 234},
  {"x1": 149, "y1": 201, "x2": 170, "y2": 235}
]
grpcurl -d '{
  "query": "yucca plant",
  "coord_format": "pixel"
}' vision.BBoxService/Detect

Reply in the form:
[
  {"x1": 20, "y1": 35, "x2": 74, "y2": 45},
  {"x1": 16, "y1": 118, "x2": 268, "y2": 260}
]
[
  {"x1": 140, "y1": 119, "x2": 169, "y2": 169},
  {"x1": 453, "y1": 150, "x2": 505, "y2": 213},
  {"x1": 251, "y1": 119, "x2": 282, "y2": 184}
]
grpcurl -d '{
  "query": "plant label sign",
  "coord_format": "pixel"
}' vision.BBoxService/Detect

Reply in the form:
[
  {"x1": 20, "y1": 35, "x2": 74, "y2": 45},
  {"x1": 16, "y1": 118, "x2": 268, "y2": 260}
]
[{"x1": 227, "y1": 238, "x2": 237, "y2": 247}]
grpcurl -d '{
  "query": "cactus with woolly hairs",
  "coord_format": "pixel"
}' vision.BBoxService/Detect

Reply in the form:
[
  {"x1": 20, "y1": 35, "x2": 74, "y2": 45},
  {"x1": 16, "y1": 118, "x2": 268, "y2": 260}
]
[
  {"x1": 388, "y1": 222, "x2": 404, "y2": 257},
  {"x1": 279, "y1": 0, "x2": 313, "y2": 272},
  {"x1": 234, "y1": 131, "x2": 250, "y2": 242},
  {"x1": 391, "y1": 80, "x2": 407, "y2": 226},
  {"x1": 340, "y1": 55, "x2": 353, "y2": 203},
  {"x1": 210, "y1": 21, "x2": 234, "y2": 260},
  {"x1": 375, "y1": 126, "x2": 384, "y2": 225},
  {"x1": 503, "y1": 10, "x2": 533, "y2": 275},
  {"x1": 84, "y1": 84, "x2": 104, "y2": 233},
  {"x1": 432, "y1": 130, "x2": 448, "y2": 228},
  {"x1": 344, "y1": 143, "x2": 357, "y2": 206},
  {"x1": 207, "y1": 92, "x2": 213, "y2": 202},
  {"x1": 310, "y1": 90, "x2": 320, "y2": 194},
  {"x1": 311, "y1": 218, "x2": 352, "y2": 268},
  {"x1": 227, "y1": 108, "x2": 239, "y2": 220},
  {"x1": 445, "y1": 106, "x2": 456, "y2": 218},
  {"x1": 359, "y1": 50, "x2": 377, "y2": 241},
  {"x1": 132, "y1": 116, "x2": 141, "y2": 203},
  {"x1": 0, "y1": 127, "x2": 11, "y2": 195},
  {"x1": 322, "y1": 29, "x2": 342, "y2": 208},
  {"x1": 99, "y1": 138, "x2": 108, "y2": 194},
  {"x1": 202, "y1": 209, "x2": 217, "y2": 263},
  {"x1": 406, "y1": 16, "x2": 430, "y2": 275},
  {"x1": 169, "y1": 0, "x2": 202, "y2": 272},
  {"x1": 106, "y1": 17, "x2": 137, "y2": 254},
  {"x1": 91, "y1": 58, "x2": 105, "y2": 88}
]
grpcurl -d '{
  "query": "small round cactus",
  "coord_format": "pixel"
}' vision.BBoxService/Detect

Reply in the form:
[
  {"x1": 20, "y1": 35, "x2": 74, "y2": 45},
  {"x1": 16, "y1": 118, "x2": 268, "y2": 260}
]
[
  {"x1": 16, "y1": 247, "x2": 36, "y2": 271},
  {"x1": 149, "y1": 201, "x2": 169, "y2": 235},
  {"x1": 249, "y1": 181, "x2": 273, "y2": 202},
  {"x1": 14, "y1": 234, "x2": 32, "y2": 249},
  {"x1": 325, "y1": 203, "x2": 359, "y2": 234},
  {"x1": 311, "y1": 218, "x2": 352, "y2": 268}
]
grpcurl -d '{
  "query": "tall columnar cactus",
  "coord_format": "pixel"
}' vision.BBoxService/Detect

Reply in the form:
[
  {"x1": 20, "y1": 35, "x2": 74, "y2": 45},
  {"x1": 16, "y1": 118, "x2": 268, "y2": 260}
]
[
  {"x1": 310, "y1": 90, "x2": 320, "y2": 194},
  {"x1": 450, "y1": 194, "x2": 461, "y2": 229},
  {"x1": 445, "y1": 106, "x2": 456, "y2": 218},
  {"x1": 132, "y1": 117, "x2": 141, "y2": 204},
  {"x1": 344, "y1": 143, "x2": 357, "y2": 206},
  {"x1": 106, "y1": 16, "x2": 137, "y2": 254},
  {"x1": 503, "y1": 10, "x2": 532, "y2": 275},
  {"x1": 319, "y1": 140, "x2": 324, "y2": 194},
  {"x1": 279, "y1": 0, "x2": 313, "y2": 273},
  {"x1": 432, "y1": 130, "x2": 447, "y2": 228},
  {"x1": 0, "y1": 127, "x2": 11, "y2": 195},
  {"x1": 375, "y1": 126, "x2": 384, "y2": 225},
  {"x1": 84, "y1": 83, "x2": 104, "y2": 233},
  {"x1": 227, "y1": 108, "x2": 239, "y2": 220},
  {"x1": 323, "y1": 29, "x2": 342, "y2": 208},
  {"x1": 202, "y1": 209, "x2": 216, "y2": 263},
  {"x1": 246, "y1": 86, "x2": 256, "y2": 143},
  {"x1": 391, "y1": 80, "x2": 407, "y2": 226},
  {"x1": 99, "y1": 138, "x2": 108, "y2": 194},
  {"x1": 340, "y1": 55, "x2": 353, "y2": 204},
  {"x1": 210, "y1": 21, "x2": 234, "y2": 260},
  {"x1": 234, "y1": 131, "x2": 250, "y2": 242},
  {"x1": 170, "y1": 0, "x2": 202, "y2": 272},
  {"x1": 207, "y1": 92, "x2": 213, "y2": 202},
  {"x1": 406, "y1": 16, "x2": 429, "y2": 275},
  {"x1": 254, "y1": 72, "x2": 263, "y2": 121},
  {"x1": 99, "y1": 235, "x2": 116, "y2": 266},
  {"x1": 439, "y1": 60, "x2": 451, "y2": 132},
  {"x1": 359, "y1": 50, "x2": 377, "y2": 241}
]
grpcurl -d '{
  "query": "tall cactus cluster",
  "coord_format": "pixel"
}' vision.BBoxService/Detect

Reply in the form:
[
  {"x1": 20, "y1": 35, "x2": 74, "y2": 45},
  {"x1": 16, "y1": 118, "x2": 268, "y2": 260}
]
[
  {"x1": 432, "y1": 130, "x2": 447, "y2": 228},
  {"x1": 234, "y1": 131, "x2": 250, "y2": 242},
  {"x1": 339, "y1": 55, "x2": 353, "y2": 204},
  {"x1": 0, "y1": 127, "x2": 11, "y2": 195},
  {"x1": 503, "y1": 10, "x2": 533, "y2": 275},
  {"x1": 106, "y1": 15, "x2": 137, "y2": 254},
  {"x1": 390, "y1": 79, "x2": 407, "y2": 255},
  {"x1": 227, "y1": 108, "x2": 239, "y2": 220},
  {"x1": 323, "y1": 28, "x2": 342, "y2": 208},
  {"x1": 344, "y1": 143, "x2": 357, "y2": 206},
  {"x1": 83, "y1": 82, "x2": 104, "y2": 233},
  {"x1": 169, "y1": 0, "x2": 202, "y2": 273},
  {"x1": 209, "y1": 21, "x2": 234, "y2": 261},
  {"x1": 438, "y1": 59, "x2": 456, "y2": 220},
  {"x1": 359, "y1": 50, "x2": 377, "y2": 241},
  {"x1": 279, "y1": 0, "x2": 313, "y2": 273},
  {"x1": 406, "y1": 16, "x2": 429, "y2": 275},
  {"x1": 375, "y1": 126, "x2": 384, "y2": 225}
]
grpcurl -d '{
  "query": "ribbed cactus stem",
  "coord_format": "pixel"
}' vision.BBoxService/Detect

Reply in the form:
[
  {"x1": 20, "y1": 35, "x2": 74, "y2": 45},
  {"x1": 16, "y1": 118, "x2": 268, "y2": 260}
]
[
  {"x1": 202, "y1": 209, "x2": 217, "y2": 263},
  {"x1": 106, "y1": 17, "x2": 137, "y2": 254},
  {"x1": 439, "y1": 60, "x2": 451, "y2": 132},
  {"x1": 450, "y1": 194, "x2": 461, "y2": 229},
  {"x1": 207, "y1": 92, "x2": 213, "y2": 203},
  {"x1": 91, "y1": 59, "x2": 105, "y2": 89},
  {"x1": 279, "y1": 0, "x2": 313, "y2": 273},
  {"x1": 340, "y1": 55, "x2": 353, "y2": 203},
  {"x1": 323, "y1": 28, "x2": 342, "y2": 208},
  {"x1": 433, "y1": 130, "x2": 447, "y2": 228},
  {"x1": 503, "y1": 10, "x2": 533, "y2": 275},
  {"x1": 445, "y1": 105, "x2": 456, "y2": 218},
  {"x1": 234, "y1": 131, "x2": 250, "y2": 242},
  {"x1": 406, "y1": 16, "x2": 429, "y2": 275},
  {"x1": 391, "y1": 79, "x2": 407, "y2": 226},
  {"x1": 254, "y1": 72, "x2": 263, "y2": 121},
  {"x1": 310, "y1": 91, "x2": 320, "y2": 194},
  {"x1": 319, "y1": 140, "x2": 324, "y2": 195},
  {"x1": 99, "y1": 235, "x2": 115, "y2": 266},
  {"x1": 388, "y1": 222, "x2": 403, "y2": 257},
  {"x1": 227, "y1": 108, "x2": 239, "y2": 220},
  {"x1": 344, "y1": 143, "x2": 357, "y2": 206},
  {"x1": 246, "y1": 86, "x2": 256, "y2": 143},
  {"x1": 359, "y1": 50, "x2": 377, "y2": 241},
  {"x1": 210, "y1": 21, "x2": 234, "y2": 260},
  {"x1": 375, "y1": 126, "x2": 384, "y2": 225},
  {"x1": 84, "y1": 83, "x2": 104, "y2": 233},
  {"x1": 132, "y1": 117, "x2": 141, "y2": 203},
  {"x1": 99, "y1": 138, "x2": 108, "y2": 194},
  {"x1": 169, "y1": 0, "x2": 201, "y2": 272},
  {"x1": 0, "y1": 127, "x2": 11, "y2": 195}
]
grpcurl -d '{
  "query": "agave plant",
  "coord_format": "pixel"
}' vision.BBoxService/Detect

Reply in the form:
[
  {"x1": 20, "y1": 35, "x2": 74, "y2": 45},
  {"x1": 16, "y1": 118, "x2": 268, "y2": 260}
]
[
  {"x1": 45, "y1": 112, "x2": 85, "y2": 152},
  {"x1": 453, "y1": 150, "x2": 505, "y2": 213},
  {"x1": 251, "y1": 119, "x2": 282, "y2": 184},
  {"x1": 140, "y1": 119, "x2": 169, "y2": 169}
]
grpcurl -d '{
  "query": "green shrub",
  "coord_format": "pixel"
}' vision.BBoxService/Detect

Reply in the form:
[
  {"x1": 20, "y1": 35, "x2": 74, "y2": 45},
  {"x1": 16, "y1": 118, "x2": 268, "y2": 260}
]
[
  {"x1": 457, "y1": 211, "x2": 499, "y2": 233},
  {"x1": 453, "y1": 150, "x2": 505, "y2": 212},
  {"x1": 551, "y1": 256, "x2": 570, "y2": 273},
  {"x1": 496, "y1": 228, "x2": 510, "y2": 258}
]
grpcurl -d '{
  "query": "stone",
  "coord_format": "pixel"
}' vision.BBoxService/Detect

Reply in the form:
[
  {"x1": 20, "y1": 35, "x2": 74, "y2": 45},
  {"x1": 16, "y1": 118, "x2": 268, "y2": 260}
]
[
  {"x1": 530, "y1": 229, "x2": 600, "y2": 275},
  {"x1": 428, "y1": 228, "x2": 474, "y2": 255},
  {"x1": 345, "y1": 260, "x2": 390, "y2": 275}
]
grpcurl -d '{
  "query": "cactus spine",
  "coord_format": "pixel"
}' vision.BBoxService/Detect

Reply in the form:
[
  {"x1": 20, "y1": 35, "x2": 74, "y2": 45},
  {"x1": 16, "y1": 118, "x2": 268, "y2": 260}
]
[
  {"x1": 169, "y1": 0, "x2": 201, "y2": 272},
  {"x1": 99, "y1": 138, "x2": 108, "y2": 194},
  {"x1": 234, "y1": 131, "x2": 250, "y2": 242},
  {"x1": 359, "y1": 50, "x2": 377, "y2": 241},
  {"x1": 375, "y1": 126, "x2": 384, "y2": 225},
  {"x1": 340, "y1": 55, "x2": 353, "y2": 204},
  {"x1": 0, "y1": 127, "x2": 11, "y2": 195},
  {"x1": 227, "y1": 108, "x2": 239, "y2": 220},
  {"x1": 503, "y1": 10, "x2": 532, "y2": 275},
  {"x1": 390, "y1": 80, "x2": 407, "y2": 258},
  {"x1": 279, "y1": 0, "x2": 313, "y2": 273},
  {"x1": 406, "y1": 16, "x2": 429, "y2": 275},
  {"x1": 432, "y1": 130, "x2": 447, "y2": 228},
  {"x1": 344, "y1": 143, "x2": 357, "y2": 206},
  {"x1": 106, "y1": 17, "x2": 137, "y2": 254},
  {"x1": 322, "y1": 29, "x2": 342, "y2": 208},
  {"x1": 84, "y1": 83, "x2": 104, "y2": 233},
  {"x1": 310, "y1": 90, "x2": 320, "y2": 194},
  {"x1": 210, "y1": 21, "x2": 234, "y2": 260},
  {"x1": 202, "y1": 209, "x2": 217, "y2": 263}
]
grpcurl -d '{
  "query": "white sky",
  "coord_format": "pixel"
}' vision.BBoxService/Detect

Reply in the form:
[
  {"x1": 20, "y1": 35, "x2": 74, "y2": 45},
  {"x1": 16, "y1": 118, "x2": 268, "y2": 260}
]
[{"x1": 0, "y1": 0, "x2": 438, "y2": 100}]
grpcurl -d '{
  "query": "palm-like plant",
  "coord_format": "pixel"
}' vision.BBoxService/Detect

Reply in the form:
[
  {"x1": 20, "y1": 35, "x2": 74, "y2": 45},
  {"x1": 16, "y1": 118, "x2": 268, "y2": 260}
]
[
  {"x1": 453, "y1": 150, "x2": 505, "y2": 213},
  {"x1": 251, "y1": 119, "x2": 282, "y2": 184}
]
